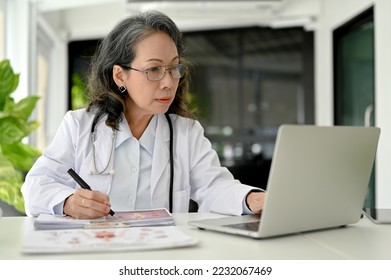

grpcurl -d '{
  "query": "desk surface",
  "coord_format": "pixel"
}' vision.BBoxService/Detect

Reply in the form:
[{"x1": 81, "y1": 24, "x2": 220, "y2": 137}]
[{"x1": 1, "y1": 213, "x2": 390, "y2": 260}]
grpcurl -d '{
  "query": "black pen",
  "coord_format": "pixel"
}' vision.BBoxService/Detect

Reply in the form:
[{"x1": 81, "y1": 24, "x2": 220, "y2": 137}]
[{"x1": 67, "y1": 168, "x2": 116, "y2": 217}]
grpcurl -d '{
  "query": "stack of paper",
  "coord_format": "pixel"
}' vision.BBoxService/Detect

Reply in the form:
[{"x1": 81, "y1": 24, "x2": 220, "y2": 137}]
[
  {"x1": 34, "y1": 208, "x2": 175, "y2": 230},
  {"x1": 22, "y1": 208, "x2": 198, "y2": 254}
]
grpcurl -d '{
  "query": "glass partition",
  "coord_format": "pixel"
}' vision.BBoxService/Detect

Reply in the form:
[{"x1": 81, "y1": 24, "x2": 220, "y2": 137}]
[{"x1": 333, "y1": 7, "x2": 375, "y2": 207}]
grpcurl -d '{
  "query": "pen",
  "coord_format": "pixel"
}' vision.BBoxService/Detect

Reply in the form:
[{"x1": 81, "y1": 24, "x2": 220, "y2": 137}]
[{"x1": 67, "y1": 168, "x2": 116, "y2": 217}]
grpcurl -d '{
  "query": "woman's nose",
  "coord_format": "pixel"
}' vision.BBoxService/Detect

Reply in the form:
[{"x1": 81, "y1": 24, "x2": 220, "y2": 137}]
[{"x1": 159, "y1": 70, "x2": 175, "y2": 89}]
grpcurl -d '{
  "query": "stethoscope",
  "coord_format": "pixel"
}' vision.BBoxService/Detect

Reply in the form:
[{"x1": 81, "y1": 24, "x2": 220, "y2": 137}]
[{"x1": 90, "y1": 113, "x2": 174, "y2": 212}]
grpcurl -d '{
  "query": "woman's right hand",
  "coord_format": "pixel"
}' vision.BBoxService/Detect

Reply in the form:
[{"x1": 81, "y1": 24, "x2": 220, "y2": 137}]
[{"x1": 63, "y1": 189, "x2": 112, "y2": 219}]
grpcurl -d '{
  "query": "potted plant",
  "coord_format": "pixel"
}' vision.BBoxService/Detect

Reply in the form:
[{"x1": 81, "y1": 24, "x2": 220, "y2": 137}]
[{"x1": 0, "y1": 59, "x2": 41, "y2": 214}]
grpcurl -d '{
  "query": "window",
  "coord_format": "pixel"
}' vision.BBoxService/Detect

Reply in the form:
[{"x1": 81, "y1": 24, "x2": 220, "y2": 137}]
[
  {"x1": 68, "y1": 40, "x2": 99, "y2": 110},
  {"x1": 333, "y1": 7, "x2": 375, "y2": 208},
  {"x1": 35, "y1": 31, "x2": 51, "y2": 150},
  {"x1": 184, "y1": 27, "x2": 314, "y2": 187}
]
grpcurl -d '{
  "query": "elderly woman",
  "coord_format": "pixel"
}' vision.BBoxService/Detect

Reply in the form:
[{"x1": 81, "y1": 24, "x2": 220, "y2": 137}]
[{"x1": 22, "y1": 10, "x2": 266, "y2": 219}]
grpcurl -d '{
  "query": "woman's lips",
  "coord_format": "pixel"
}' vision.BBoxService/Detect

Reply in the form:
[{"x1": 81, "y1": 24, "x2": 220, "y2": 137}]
[{"x1": 156, "y1": 97, "x2": 172, "y2": 104}]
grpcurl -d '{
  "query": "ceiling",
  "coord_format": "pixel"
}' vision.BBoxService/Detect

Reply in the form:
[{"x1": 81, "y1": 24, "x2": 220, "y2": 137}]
[{"x1": 33, "y1": 0, "x2": 320, "y2": 40}]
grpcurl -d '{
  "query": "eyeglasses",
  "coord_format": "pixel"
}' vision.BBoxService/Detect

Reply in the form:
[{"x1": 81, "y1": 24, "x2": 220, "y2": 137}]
[{"x1": 124, "y1": 64, "x2": 186, "y2": 82}]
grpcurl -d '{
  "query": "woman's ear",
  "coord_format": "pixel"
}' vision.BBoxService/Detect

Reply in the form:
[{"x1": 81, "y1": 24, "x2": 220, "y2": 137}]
[{"x1": 112, "y1": 65, "x2": 125, "y2": 86}]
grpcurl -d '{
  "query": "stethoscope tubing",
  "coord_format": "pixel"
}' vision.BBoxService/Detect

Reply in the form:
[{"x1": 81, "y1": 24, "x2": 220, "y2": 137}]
[{"x1": 90, "y1": 113, "x2": 174, "y2": 212}]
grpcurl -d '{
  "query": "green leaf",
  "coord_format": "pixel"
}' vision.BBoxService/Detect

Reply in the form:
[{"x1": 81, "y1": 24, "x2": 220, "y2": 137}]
[
  {"x1": 0, "y1": 179, "x2": 19, "y2": 202},
  {"x1": 0, "y1": 59, "x2": 38, "y2": 215},
  {"x1": 0, "y1": 151, "x2": 25, "y2": 213},
  {"x1": 0, "y1": 179, "x2": 25, "y2": 213},
  {"x1": 0, "y1": 150, "x2": 16, "y2": 176},
  {"x1": 12, "y1": 96, "x2": 40, "y2": 120},
  {"x1": 25, "y1": 120, "x2": 41, "y2": 136},
  {"x1": 0, "y1": 60, "x2": 19, "y2": 110},
  {"x1": 2, "y1": 96, "x2": 15, "y2": 113},
  {"x1": 2, "y1": 142, "x2": 41, "y2": 171},
  {"x1": 3, "y1": 96, "x2": 40, "y2": 120},
  {"x1": 0, "y1": 117, "x2": 26, "y2": 144},
  {"x1": 11, "y1": 195, "x2": 26, "y2": 213}
]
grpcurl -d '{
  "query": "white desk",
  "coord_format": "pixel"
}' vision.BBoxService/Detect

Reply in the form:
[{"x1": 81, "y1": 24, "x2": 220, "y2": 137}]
[{"x1": 1, "y1": 213, "x2": 391, "y2": 260}]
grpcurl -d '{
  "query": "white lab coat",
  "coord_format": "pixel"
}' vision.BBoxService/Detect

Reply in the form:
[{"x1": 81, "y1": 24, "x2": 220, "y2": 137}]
[{"x1": 22, "y1": 109, "x2": 258, "y2": 216}]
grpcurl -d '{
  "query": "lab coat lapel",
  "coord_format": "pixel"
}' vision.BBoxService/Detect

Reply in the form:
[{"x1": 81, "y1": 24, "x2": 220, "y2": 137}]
[{"x1": 151, "y1": 114, "x2": 171, "y2": 194}]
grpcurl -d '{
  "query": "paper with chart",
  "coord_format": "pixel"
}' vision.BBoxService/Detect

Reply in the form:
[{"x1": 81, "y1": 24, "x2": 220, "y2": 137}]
[{"x1": 21, "y1": 226, "x2": 198, "y2": 254}]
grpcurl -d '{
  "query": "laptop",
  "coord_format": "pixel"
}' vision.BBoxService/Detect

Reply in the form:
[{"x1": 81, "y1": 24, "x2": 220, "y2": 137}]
[{"x1": 189, "y1": 125, "x2": 381, "y2": 238}]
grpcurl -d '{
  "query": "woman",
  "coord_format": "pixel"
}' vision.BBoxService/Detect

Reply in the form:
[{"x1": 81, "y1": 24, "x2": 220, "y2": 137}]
[{"x1": 22, "y1": 10, "x2": 266, "y2": 219}]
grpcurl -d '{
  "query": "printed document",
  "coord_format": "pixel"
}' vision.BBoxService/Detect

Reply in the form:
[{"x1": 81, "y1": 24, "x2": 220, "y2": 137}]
[
  {"x1": 21, "y1": 226, "x2": 198, "y2": 254},
  {"x1": 34, "y1": 208, "x2": 174, "y2": 230}
]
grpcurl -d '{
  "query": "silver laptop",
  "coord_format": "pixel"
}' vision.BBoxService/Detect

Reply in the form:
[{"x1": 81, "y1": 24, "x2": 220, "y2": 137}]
[{"x1": 189, "y1": 125, "x2": 380, "y2": 238}]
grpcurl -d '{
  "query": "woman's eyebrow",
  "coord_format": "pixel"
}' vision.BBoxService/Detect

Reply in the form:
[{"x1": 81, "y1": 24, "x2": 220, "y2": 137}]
[{"x1": 145, "y1": 56, "x2": 180, "y2": 63}]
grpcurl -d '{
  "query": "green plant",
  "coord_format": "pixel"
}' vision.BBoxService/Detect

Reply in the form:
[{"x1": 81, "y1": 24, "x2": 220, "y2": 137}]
[
  {"x1": 0, "y1": 59, "x2": 41, "y2": 213},
  {"x1": 71, "y1": 72, "x2": 88, "y2": 110}
]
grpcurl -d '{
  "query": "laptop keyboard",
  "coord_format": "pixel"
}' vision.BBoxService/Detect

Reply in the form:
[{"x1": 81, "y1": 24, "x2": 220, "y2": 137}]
[{"x1": 224, "y1": 221, "x2": 260, "y2": 232}]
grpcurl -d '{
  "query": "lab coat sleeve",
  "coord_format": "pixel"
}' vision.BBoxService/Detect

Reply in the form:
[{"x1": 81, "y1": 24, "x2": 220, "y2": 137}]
[
  {"x1": 187, "y1": 121, "x2": 260, "y2": 216},
  {"x1": 21, "y1": 111, "x2": 83, "y2": 216}
]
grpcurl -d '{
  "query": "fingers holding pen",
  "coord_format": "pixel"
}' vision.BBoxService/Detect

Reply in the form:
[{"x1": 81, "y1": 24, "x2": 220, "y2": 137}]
[
  {"x1": 78, "y1": 189, "x2": 112, "y2": 208},
  {"x1": 64, "y1": 189, "x2": 112, "y2": 219}
]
